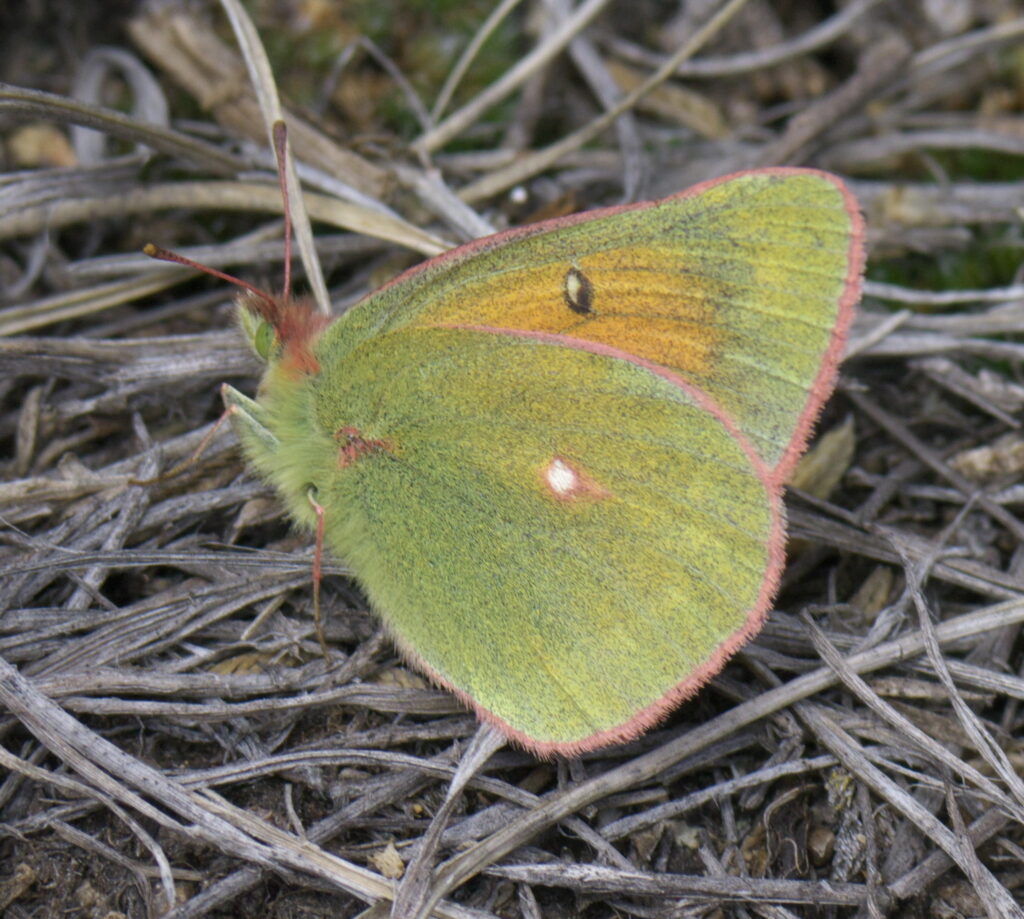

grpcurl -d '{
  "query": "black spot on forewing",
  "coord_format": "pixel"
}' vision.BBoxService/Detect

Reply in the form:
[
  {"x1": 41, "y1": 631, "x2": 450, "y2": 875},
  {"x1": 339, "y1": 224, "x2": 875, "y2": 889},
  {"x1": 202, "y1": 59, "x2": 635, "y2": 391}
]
[{"x1": 563, "y1": 266, "x2": 594, "y2": 315}]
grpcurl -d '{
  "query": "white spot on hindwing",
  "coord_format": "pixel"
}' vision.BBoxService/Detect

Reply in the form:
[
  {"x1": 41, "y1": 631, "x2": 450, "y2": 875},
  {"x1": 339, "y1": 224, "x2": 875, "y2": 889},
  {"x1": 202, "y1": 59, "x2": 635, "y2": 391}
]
[
  {"x1": 542, "y1": 455, "x2": 611, "y2": 502},
  {"x1": 546, "y1": 458, "x2": 578, "y2": 496}
]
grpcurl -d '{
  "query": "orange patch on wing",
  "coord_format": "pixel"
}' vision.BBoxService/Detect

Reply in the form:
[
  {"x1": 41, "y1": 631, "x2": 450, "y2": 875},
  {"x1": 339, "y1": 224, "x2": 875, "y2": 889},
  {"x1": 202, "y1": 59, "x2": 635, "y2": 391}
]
[
  {"x1": 571, "y1": 314, "x2": 718, "y2": 377},
  {"x1": 414, "y1": 248, "x2": 726, "y2": 379}
]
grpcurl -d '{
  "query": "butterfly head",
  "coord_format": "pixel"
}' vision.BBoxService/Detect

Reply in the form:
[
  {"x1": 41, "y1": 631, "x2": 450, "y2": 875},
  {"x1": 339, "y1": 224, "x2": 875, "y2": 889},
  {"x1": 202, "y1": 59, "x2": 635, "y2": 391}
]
[{"x1": 236, "y1": 290, "x2": 328, "y2": 377}]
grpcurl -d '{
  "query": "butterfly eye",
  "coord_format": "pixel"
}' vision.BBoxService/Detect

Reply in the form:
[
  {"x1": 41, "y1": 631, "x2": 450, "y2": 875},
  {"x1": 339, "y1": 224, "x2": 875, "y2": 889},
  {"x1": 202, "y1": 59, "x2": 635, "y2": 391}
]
[{"x1": 253, "y1": 320, "x2": 278, "y2": 360}]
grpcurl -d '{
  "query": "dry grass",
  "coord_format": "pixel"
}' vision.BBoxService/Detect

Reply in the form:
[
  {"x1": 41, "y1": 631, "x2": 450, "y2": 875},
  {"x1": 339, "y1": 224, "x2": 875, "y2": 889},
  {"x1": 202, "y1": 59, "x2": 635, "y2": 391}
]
[{"x1": 3, "y1": 1, "x2": 1024, "y2": 916}]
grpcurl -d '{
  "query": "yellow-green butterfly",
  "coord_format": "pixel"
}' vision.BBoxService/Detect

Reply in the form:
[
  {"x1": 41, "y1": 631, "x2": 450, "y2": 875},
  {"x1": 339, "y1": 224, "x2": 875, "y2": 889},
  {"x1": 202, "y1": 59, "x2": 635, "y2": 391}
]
[{"x1": 151, "y1": 161, "x2": 864, "y2": 756}]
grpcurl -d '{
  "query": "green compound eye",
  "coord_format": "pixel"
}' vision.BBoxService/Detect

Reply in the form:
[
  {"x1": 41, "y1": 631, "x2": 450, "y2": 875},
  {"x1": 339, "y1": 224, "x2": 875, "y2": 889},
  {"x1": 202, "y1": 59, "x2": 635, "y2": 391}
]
[
  {"x1": 253, "y1": 320, "x2": 277, "y2": 360},
  {"x1": 237, "y1": 305, "x2": 278, "y2": 361}
]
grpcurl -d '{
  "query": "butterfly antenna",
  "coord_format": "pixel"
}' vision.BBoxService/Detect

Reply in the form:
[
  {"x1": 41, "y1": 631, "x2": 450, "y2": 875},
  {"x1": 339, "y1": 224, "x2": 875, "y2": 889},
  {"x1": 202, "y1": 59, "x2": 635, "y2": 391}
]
[
  {"x1": 143, "y1": 244, "x2": 278, "y2": 316},
  {"x1": 272, "y1": 120, "x2": 293, "y2": 301}
]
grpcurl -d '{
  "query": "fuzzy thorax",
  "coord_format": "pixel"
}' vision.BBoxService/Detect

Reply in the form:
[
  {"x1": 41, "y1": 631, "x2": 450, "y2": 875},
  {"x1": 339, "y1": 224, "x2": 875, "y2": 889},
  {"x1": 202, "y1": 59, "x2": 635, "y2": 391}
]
[{"x1": 227, "y1": 297, "x2": 335, "y2": 534}]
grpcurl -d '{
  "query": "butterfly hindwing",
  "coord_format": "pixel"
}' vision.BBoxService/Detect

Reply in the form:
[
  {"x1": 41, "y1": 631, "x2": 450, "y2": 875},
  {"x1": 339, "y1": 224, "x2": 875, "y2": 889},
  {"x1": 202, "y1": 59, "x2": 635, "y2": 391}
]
[{"x1": 301, "y1": 327, "x2": 780, "y2": 751}]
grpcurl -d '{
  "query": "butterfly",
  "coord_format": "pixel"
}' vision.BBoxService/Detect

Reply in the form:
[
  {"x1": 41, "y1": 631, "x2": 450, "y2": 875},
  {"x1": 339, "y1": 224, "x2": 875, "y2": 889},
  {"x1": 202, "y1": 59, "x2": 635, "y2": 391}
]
[{"x1": 150, "y1": 158, "x2": 864, "y2": 756}]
